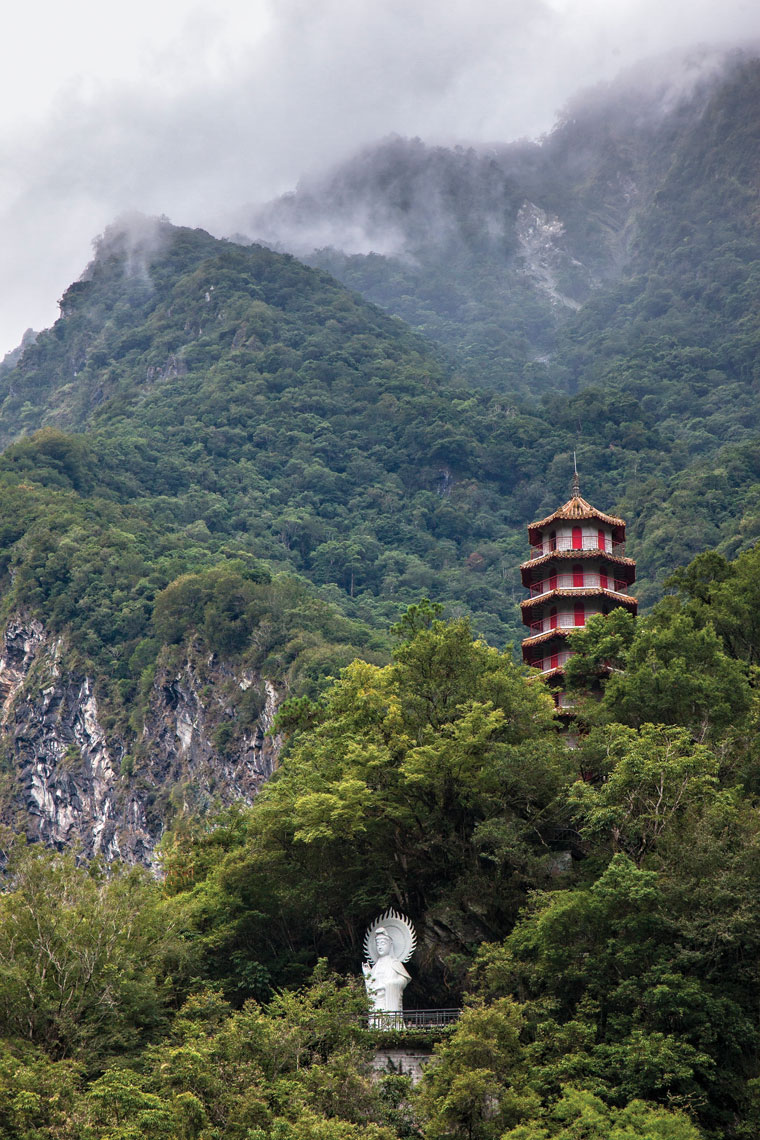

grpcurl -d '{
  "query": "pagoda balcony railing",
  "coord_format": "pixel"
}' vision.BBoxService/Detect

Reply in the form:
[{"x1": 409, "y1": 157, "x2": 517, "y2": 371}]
[
  {"x1": 530, "y1": 649, "x2": 574, "y2": 674},
  {"x1": 364, "y1": 1009, "x2": 462, "y2": 1030},
  {"x1": 528, "y1": 612, "x2": 601, "y2": 636},
  {"x1": 529, "y1": 574, "x2": 629, "y2": 598},
  {"x1": 529, "y1": 537, "x2": 625, "y2": 559}
]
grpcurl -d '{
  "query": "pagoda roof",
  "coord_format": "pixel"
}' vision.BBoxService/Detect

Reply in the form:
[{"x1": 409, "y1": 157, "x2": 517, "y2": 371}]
[
  {"x1": 528, "y1": 494, "x2": 625, "y2": 534},
  {"x1": 520, "y1": 548, "x2": 635, "y2": 573},
  {"x1": 521, "y1": 627, "x2": 575, "y2": 649},
  {"x1": 520, "y1": 587, "x2": 638, "y2": 612}
]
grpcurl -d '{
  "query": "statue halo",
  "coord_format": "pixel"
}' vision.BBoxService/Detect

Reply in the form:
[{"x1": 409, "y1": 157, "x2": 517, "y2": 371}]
[{"x1": 363, "y1": 908, "x2": 417, "y2": 965}]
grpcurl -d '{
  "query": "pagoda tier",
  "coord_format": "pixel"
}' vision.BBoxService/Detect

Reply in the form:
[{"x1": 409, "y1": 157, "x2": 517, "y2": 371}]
[
  {"x1": 521, "y1": 483, "x2": 637, "y2": 704},
  {"x1": 520, "y1": 546, "x2": 636, "y2": 588}
]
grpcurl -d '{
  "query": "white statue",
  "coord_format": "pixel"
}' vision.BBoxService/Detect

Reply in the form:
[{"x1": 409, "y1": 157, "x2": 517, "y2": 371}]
[{"x1": 362, "y1": 909, "x2": 416, "y2": 1021}]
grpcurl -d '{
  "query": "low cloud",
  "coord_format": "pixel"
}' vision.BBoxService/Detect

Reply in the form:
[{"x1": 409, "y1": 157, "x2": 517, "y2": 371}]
[{"x1": 2, "y1": 0, "x2": 760, "y2": 354}]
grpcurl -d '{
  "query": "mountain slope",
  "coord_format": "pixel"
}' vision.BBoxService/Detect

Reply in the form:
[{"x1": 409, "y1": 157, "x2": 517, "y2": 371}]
[
  {"x1": 4, "y1": 52, "x2": 760, "y2": 856},
  {"x1": 248, "y1": 51, "x2": 758, "y2": 403},
  {"x1": 4, "y1": 194, "x2": 760, "y2": 651}
]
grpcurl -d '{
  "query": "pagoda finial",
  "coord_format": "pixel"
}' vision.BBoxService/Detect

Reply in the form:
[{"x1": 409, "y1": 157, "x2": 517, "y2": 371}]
[{"x1": 572, "y1": 451, "x2": 580, "y2": 498}]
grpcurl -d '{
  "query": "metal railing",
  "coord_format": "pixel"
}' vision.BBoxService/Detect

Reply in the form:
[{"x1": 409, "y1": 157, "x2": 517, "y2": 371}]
[
  {"x1": 365, "y1": 1009, "x2": 461, "y2": 1030},
  {"x1": 529, "y1": 613, "x2": 596, "y2": 636},
  {"x1": 529, "y1": 649, "x2": 574, "y2": 674},
  {"x1": 529, "y1": 575, "x2": 629, "y2": 599},
  {"x1": 529, "y1": 537, "x2": 625, "y2": 559}
]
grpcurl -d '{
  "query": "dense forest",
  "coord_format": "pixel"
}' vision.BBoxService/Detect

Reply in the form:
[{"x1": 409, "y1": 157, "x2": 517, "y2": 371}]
[
  {"x1": 2, "y1": 572, "x2": 760, "y2": 1138},
  {"x1": 0, "y1": 48, "x2": 760, "y2": 1140},
  {"x1": 0, "y1": 57, "x2": 759, "y2": 686}
]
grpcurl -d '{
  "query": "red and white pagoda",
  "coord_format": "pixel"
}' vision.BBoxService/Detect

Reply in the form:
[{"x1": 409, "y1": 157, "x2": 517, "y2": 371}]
[{"x1": 520, "y1": 474, "x2": 637, "y2": 709}]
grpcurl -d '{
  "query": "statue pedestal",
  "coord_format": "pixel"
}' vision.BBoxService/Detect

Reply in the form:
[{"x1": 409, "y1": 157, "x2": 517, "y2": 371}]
[{"x1": 371, "y1": 1047, "x2": 433, "y2": 1085}]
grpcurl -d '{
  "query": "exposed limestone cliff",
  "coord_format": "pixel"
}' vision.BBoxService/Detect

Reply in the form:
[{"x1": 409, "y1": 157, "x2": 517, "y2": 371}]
[
  {"x1": 515, "y1": 201, "x2": 589, "y2": 310},
  {"x1": 0, "y1": 614, "x2": 283, "y2": 866}
]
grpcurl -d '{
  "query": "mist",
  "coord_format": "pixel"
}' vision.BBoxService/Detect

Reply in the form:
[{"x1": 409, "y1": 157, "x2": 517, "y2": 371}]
[{"x1": 2, "y1": 0, "x2": 760, "y2": 356}]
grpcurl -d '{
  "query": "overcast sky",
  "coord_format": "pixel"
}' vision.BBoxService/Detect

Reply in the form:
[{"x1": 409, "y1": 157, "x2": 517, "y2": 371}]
[{"x1": 2, "y1": 0, "x2": 760, "y2": 357}]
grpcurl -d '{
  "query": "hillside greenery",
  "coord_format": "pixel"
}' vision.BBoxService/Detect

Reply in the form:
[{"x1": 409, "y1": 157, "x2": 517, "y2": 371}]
[
  {"x1": 4, "y1": 53, "x2": 760, "y2": 667},
  {"x1": 3, "y1": 146, "x2": 760, "y2": 700},
  {"x1": 1, "y1": 52, "x2": 760, "y2": 1140},
  {"x1": 256, "y1": 56, "x2": 760, "y2": 599},
  {"x1": 0, "y1": 565, "x2": 759, "y2": 1137}
]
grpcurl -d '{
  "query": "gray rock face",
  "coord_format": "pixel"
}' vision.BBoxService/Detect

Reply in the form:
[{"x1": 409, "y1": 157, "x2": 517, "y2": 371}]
[
  {"x1": 515, "y1": 202, "x2": 588, "y2": 310},
  {"x1": 0, "y1": 614, "x2": 283, "y2": 865}
]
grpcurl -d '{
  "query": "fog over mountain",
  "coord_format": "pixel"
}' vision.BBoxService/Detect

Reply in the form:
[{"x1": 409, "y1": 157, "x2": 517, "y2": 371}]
[
  {"x1": 3, "y1": 0, "x2": 760, "y2": 356},
  {"x1": 245, "y1": 48, "x2": 728, "y2": 258},
  {"x1": 238, "y1": 50, "x2": 760, "y2": 397}
]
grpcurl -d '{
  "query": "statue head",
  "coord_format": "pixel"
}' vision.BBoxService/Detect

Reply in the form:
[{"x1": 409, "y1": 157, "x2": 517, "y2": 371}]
[
  {"x1": 374, "y1": 927, "x2": 393, "y2": 957},
  {"x1": 363, "y1": 909, "x2": 416, "y2": 967}
]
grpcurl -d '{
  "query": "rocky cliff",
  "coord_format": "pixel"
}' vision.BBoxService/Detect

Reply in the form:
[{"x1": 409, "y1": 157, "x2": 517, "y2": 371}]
[{"x1": 0, "y1": 613, "x2": 283, "y2": 866}]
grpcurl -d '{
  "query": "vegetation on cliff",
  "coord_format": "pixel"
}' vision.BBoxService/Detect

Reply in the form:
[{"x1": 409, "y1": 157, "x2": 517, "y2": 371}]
[
  {"x1": 1, "y1": 565, "x2": 760, "y2": 1136},
  {"x1": 1, "y1": 52, "x2": 760, "y2": 1140}
]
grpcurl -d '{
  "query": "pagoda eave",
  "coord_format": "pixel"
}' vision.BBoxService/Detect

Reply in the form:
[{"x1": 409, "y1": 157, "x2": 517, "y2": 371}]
[
  {"x1": 521, "y1": 627, "x2": 575, "y2": 648},
  {"x1": 520, "y1": 587, "x2": 638, "y2": 614},
  {"x1": 520, "y1": 548, "x2": 636, "y2": 577}
]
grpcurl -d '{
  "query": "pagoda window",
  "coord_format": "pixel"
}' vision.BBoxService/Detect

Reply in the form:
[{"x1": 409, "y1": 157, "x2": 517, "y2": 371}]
[
  {"x1": 573, "y1": 563, "x2": 584, "y2": 587},
  {"x1": 600, "y1": 567, "x2": 608, "y2": 589},
  {"x1": 572, "y1": 526, "x2": 583, "y2": 549},
  {"x1": 549, "y1": 572, "x2": 557, "y2": 590},
  {"x1": 574, "y1": 601, "x2": 585, "y2": 626},
  {"x1": 597, "y1": 528, "x2": 606, "y2": 551},
  {"x1": 550, "y1": 530, "x2": 557, "y2": 551},
  {"x1": 550, "y1": 653, "x2": 559, "y2": 670},
  {"x1": 549, "y1": 606, "x2": 558, "y2": 630}
]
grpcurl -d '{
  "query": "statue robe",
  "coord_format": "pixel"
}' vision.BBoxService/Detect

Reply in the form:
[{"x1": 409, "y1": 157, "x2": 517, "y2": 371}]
[{"x1": 364, "y1": 954, "x2": 411, "y2": 1012}]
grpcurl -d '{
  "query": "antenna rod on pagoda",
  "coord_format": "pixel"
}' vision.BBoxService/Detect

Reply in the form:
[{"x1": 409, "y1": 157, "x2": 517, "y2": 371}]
[{"x1": 572, "y1": 451, "x2": 580, "y2": 497}]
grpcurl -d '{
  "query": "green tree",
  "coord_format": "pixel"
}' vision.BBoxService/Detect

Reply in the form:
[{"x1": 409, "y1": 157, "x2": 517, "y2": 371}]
[
  {"x1": 603, "y1": 602, "x2": 750, "y2": 740},
  {"x1": 0, "y1": 1042, "x2": 79, "y2": 1140},
  {"x1": 83, "y1": 1069, "x2": 174, "y2": 1140},
  {"x1": 568, "y1": 724, "x2": 721, "y2": 865},
  {"x1": 136, "y1": 970, "x2": 396, "y2": 1140},
  {"x1": 472, "y1": 857, "x2": 722, "y2": 1114},
  {"x1": 418, "y1": 999, "x2": 537, "y2": 1140},
  {"x1": 0, "y1": 846, "x2": 174, "y2": 1063},
  {"x1": 670, "y1": 544, "x2": 760, "y2": 666},
  {"x1": 564, "y1": 609, "x2": 637, "y2": 692},
  {"x1": 501, "y1": 1086, "x2": 703, "y2": 1140}
]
